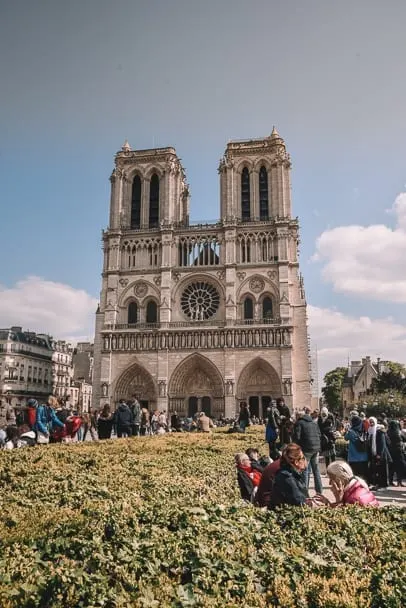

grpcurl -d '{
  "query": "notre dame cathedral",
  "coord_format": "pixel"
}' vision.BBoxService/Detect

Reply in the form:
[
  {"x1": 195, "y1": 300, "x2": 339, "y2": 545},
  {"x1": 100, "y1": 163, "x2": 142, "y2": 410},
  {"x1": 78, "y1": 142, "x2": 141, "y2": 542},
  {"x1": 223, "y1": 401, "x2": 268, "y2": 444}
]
[{"x1": 92, "y1": 128, "x2": 311, "y2": 417}]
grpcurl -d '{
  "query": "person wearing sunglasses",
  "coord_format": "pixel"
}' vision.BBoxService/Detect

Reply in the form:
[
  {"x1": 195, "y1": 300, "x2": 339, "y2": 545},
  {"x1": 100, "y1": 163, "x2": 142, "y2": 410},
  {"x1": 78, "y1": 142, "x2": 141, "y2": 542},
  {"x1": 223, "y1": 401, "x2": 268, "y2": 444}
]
[{"x1": 270, "y1": 443, "x2": 317, "y2": 507}]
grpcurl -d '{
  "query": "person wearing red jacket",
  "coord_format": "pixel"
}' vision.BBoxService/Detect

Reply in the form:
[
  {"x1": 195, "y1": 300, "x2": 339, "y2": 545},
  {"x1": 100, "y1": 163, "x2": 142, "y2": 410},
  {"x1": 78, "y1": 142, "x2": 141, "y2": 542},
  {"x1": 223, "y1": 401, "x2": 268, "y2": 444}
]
[{"x1": 235, "y1": 453, "x2": 262, "y2": 501}]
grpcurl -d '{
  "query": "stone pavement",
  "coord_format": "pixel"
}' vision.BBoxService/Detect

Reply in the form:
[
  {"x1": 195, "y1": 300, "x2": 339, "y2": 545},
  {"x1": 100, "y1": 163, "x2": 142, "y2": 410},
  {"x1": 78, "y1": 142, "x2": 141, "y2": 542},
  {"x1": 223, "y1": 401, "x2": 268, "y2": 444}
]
[{"x1": 308, "y1": 467, "x2": 406, "y2": 508}]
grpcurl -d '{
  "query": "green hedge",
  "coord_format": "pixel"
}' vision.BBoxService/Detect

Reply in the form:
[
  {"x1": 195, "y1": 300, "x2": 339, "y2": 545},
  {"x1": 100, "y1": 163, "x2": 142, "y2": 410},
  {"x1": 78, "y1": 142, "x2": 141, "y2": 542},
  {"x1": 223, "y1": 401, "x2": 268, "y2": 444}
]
[
  {"x1": 335, "y1": 437, "x2": 349, "y2": 459},
  {"x1": 0, "y1": 430, "x2": 405, "y2": 607}
]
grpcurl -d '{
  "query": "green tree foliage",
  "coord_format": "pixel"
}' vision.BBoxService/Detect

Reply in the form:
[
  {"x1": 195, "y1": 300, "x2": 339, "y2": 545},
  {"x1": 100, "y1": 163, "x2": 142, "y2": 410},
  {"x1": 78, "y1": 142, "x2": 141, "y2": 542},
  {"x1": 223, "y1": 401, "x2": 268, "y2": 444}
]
[
  {"x1": 361, "y1": 391, "x2": 406, "y2": 419},
  {"x1": 371, "y1": 361, "x2": 406, "y2": 394},
  {"x1": 322, "y1": 367, "x2": 347, "y2": 412}
]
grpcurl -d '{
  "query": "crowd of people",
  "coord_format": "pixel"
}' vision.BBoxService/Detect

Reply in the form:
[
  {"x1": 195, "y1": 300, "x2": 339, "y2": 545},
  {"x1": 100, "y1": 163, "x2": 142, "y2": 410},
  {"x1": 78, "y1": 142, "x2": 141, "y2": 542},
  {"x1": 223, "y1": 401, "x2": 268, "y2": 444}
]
[
  {"x1": 234, "y1": 399, "x2": 406, "y2": 508},
  {"x1": 2, "y1": 394, "x2": 405, "y2": 506},
  {"x1": 0, "y1": 395, "x2": 216, "y2": 449}
]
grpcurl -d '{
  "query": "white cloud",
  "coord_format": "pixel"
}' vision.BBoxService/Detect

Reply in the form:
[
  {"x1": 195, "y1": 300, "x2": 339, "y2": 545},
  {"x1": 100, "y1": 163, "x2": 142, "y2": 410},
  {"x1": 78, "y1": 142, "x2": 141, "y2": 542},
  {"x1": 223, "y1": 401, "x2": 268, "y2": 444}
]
[
  {"x1": 313, "y1": 192, "x2": 406, "y2": 302},
  {"x1": 308, "y1": 304, "x2": 406, "y2": 384},
  {"x1": 0, "y1": 276, "x2": 97, "y2": 341}
]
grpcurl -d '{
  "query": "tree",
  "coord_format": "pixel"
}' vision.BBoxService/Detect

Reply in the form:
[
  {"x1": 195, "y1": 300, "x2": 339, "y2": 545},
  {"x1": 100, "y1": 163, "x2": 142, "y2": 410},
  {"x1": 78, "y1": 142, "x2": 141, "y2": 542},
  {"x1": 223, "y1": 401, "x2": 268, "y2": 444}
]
[
  {"x1": 360, "y1": 391, "x2": 406, "y2": 419},
  {"x1": 370, "y1": 361, "x2": 406, "y2": 395},
  {"x1": 322, "y1": 367, "x2": 347, "y2": 413}
]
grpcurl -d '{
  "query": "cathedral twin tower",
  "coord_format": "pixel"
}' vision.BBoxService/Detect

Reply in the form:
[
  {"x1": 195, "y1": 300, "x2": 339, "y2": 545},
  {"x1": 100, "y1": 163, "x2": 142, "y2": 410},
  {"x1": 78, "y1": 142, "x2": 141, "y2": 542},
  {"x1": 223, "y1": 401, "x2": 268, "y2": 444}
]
[{"x1": 93, "y1": 129, "x2": 311, "y2": 417}]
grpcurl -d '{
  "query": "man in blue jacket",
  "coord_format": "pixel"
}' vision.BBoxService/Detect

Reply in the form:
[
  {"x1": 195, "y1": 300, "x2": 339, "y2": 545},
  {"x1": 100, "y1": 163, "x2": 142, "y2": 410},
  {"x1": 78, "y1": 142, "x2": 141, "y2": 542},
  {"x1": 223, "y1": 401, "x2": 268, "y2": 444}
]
[{"x1": 34, "y1": 395, "x2": 65, "y2": 442}]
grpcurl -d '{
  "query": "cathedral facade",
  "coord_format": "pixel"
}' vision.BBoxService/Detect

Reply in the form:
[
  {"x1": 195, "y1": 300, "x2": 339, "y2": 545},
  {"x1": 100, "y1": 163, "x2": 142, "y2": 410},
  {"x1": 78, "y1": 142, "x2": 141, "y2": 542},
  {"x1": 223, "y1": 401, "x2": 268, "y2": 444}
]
[{"x1": 92, "y1": 129, "x2": 311, "y2": 417}]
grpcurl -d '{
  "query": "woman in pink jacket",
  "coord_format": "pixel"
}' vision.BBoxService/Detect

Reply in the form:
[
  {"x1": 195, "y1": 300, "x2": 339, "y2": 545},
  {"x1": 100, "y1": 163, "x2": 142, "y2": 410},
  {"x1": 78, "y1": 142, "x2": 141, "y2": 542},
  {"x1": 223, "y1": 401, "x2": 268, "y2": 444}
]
[{"x1": 317, "y1": 461, "x2": 379, "y2": 507}]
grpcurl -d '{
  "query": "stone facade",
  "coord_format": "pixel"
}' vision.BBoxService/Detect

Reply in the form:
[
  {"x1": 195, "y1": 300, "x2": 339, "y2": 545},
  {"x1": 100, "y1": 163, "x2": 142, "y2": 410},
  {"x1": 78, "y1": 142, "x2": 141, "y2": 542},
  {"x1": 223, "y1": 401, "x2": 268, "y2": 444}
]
[
  {"x1": 342, "y1": 357, "x2": 389, "y2": 413},
  {"x1": 92, "y1": 130, "x2": 311, "y2": 417},
  {"x1": 0, "y1": 327, "x2": 53, "y2": 406}
]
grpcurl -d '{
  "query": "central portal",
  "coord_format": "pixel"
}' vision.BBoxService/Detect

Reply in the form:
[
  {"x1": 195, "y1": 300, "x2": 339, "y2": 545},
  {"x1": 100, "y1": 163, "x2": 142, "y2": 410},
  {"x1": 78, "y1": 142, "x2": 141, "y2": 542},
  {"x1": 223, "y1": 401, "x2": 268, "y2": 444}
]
[
  {"x1": 188, "y1": 395, "x2": 212, "y2": 417},
  {"x1": 248, "y1": 395, "x2": 271, "y2": 419},
  {"x1": 169, "y1": 354, "x2": 224, "y2": 418}
]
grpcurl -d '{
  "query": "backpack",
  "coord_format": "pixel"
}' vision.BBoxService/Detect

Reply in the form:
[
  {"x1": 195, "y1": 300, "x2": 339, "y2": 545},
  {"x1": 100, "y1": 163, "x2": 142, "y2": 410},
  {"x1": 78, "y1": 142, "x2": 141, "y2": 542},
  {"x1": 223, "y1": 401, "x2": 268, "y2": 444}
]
[{"x1": 355, "y1": 432, "x2": 367, "y2": 452}]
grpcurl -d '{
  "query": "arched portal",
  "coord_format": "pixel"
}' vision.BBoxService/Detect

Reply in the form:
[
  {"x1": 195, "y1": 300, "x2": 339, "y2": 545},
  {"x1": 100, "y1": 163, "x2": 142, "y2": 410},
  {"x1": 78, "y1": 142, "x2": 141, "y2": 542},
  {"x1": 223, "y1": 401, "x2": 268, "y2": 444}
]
[
  {"x1": 236, "y1": 358, "x2": 282, "y2": 419},
  {"x1": 113, "y1": 362, "x2": 158, "y2": 411},
  {"x1": 168, "y1": 353, "x2": 224, "y2": 418}
]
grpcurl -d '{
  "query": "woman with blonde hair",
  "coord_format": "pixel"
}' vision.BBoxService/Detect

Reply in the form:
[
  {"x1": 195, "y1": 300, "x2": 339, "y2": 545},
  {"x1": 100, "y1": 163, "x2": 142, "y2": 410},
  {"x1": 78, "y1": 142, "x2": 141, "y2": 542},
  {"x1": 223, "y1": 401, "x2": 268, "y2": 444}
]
[{"x1": 317, "y1": 461, "x2": 379, "y2": 507}]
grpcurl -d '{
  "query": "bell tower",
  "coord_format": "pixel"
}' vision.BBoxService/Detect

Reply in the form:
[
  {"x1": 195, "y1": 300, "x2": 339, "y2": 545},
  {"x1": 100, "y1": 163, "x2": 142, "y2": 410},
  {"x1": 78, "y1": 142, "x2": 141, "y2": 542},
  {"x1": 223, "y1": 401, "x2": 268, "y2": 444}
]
[
  {"x1": 109, "y1": 140, "x2": 190, "y2": 231},
  {"x1": 219, "y1": 127, "x2": 292, "y2": 221}
]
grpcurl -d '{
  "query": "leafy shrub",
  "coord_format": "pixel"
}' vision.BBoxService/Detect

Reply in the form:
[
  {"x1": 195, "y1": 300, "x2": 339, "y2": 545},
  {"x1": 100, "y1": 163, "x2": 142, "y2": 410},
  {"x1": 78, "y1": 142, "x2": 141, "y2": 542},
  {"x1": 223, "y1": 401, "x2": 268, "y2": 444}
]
[
  {"x1": 335, "y1": 437, "x2": 348, "y2": 459},
  {"x1": 0, "y1": 430, "x2": 405, "y2": 607}
]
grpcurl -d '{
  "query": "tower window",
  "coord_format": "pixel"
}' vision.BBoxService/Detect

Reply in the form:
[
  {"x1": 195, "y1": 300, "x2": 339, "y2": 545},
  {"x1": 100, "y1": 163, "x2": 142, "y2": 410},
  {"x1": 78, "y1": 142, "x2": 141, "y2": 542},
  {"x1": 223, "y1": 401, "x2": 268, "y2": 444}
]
[
  {"x1": 149, "y1": 174, "x2": 160, "y2": 228},
  {"x1": 128, "y1": 302, "x2": 138, "y2": 325},
  {"x1": 131, "y1": 176, "x2": 142, "y2": 229},
  {"x1": 146, "y1": 300, "x2": 158, "y2": 324},
  {"x1": 241, "y1": 167, "x2": 250, "y2": 221},
  {"x1": 243, "y1": 297, "x2": 254, "y2": 320},
  {"x1": 259, "y1": 166, "x2": 269, "y2": 220},
  {"x1": 262, "y1": 297, "x2": 273, "y2": 320}
]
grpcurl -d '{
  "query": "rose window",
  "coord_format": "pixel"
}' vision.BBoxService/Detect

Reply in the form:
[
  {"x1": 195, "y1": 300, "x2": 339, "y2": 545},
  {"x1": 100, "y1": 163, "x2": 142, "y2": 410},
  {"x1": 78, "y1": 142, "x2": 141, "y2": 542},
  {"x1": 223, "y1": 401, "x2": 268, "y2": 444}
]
[{"x1": 181, "y1": 281, "x2": 220, "y2": 320}]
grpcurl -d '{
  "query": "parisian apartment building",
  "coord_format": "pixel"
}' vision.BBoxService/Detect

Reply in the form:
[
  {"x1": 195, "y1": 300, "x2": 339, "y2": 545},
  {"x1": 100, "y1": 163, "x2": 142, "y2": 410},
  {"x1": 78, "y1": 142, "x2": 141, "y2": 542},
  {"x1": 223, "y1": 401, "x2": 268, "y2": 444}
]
[{"x1": 0, "y1": 327, "x2": 93, "y2": 412}]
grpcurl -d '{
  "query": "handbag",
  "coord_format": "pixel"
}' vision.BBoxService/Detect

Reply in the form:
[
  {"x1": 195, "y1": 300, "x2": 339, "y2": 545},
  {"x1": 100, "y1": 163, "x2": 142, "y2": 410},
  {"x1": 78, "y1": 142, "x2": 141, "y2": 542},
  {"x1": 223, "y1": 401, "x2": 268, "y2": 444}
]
[{"x1": 37, "y1": 431, "x2": 49, "y2": 444}]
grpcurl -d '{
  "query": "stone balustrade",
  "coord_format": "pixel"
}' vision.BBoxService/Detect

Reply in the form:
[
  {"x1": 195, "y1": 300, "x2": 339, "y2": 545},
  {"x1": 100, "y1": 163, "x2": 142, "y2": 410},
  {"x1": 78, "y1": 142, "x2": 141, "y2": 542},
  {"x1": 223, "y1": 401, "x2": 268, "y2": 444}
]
[{"x1": 101, "y1": 325, "x2": 292, "y2": 353}]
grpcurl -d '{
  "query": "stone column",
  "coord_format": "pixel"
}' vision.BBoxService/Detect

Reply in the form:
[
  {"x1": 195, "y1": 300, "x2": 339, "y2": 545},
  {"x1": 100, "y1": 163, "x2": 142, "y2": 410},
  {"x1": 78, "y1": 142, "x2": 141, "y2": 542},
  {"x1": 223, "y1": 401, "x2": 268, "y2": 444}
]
[
  {"x1": 270, "y1": 164, "x2": 279, "y2": 218},
  {"x1": 283, "y1": 162, "x2": 292, "y2": 218},
  {"x1": 109, "y1": 173, "x2": 117, "y2": 229},
  {"x1": 142, "y1": 177, "x2": 149, "y2": 227}
]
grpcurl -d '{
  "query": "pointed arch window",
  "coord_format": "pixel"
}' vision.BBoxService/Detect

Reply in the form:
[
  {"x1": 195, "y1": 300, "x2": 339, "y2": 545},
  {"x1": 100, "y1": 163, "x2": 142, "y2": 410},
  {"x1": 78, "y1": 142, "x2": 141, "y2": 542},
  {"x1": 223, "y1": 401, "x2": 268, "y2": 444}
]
[
  {"x1": 241, "y1": 167, "x2": 250, "y2": 221},
  {"x1": 262, "y1": 297, "x2": 273, "y2": 320},
  {"x1": 128, "y1": 302, "x2": 138, "y2": 325},
  {"x1": 149, "y1": 173, "x2": 160, "y2": 228},
  {"x1": 146, "y1": 300, "x2": 158, "y2": 324},
  {"x1": 259, "y1": 166, "x2": 269, "y2": 220},
  {"x1": 131, "y1": 176, "x2": 141, "y2": 229},
  {"x1": 243, "y1": 296, "x2": 254, "y2": 321}
]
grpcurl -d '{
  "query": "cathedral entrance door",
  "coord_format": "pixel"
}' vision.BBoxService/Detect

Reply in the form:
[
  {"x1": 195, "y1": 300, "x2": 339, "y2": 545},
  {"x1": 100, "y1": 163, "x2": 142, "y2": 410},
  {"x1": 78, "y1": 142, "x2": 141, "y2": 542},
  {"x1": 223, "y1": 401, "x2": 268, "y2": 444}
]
[
  {"x1": 201, "y1": 396, "x2": 211, "y2": 417},
  {"x1": 140, "y1": 399, "x2": 149, "y2": 412},
  {"x1": 188, "y1": 396, "x2": 198, "y2": 417},
  {"x1": 248, "y1": 396, "x2": 259, "y2": 418},
  {"x1": 261, "y1": 395, "x2": 271, "y2": 417}
]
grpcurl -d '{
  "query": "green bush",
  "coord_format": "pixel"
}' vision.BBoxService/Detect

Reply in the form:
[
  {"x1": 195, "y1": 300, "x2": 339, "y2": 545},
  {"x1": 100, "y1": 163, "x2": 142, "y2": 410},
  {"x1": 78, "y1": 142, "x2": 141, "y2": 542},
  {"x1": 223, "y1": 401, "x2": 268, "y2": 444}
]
[
  {"x1": 335, "y1": 437, "x2": 349, "y2": 459},
  {"x1": 0, "y1": 430, "x2": 405, "y2": 607}
]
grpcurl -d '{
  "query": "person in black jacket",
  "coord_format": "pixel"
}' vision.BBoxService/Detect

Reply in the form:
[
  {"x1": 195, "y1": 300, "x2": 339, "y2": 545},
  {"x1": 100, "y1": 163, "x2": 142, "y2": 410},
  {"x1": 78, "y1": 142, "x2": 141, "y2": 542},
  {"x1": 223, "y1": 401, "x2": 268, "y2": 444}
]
[
  {"x1": 293, "y1": 410, "x2": 323, "y2": 494},
  {"x1": 276, "y1": 397, "x2": 290, "y2": 422},
  {"x1": 318, "y1": 407, "x2": 337, "y2": 467},
  {"x1": 270, "y1": 443, "x2": 309, "y2": 507},
  {"x1": 97, "y1": 404, "x2": 114, "y2": 439},
  {"x1": 114, "y1": 400, "x2": 134, "y2": 438},
  {"x1": 238, "y1": 402, "x2": 251, "y2": 432},
  {"x1": 387, "y1": 420, "x2": 405, "y2": 486},
  {"x1": 246, "y1": 447, "x2": 271, "y2": 473},
  {"x1": 368, "y1": 417, "x2": 392, "y2": 489}
]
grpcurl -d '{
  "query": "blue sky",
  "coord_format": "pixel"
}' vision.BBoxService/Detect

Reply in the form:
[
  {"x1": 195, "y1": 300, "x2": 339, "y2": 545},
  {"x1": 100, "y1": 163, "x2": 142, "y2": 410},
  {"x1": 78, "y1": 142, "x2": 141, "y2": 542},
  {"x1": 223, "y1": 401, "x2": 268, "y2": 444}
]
[{"x1": 1, "y1": 0, "x2": 406, "y2": 382}]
